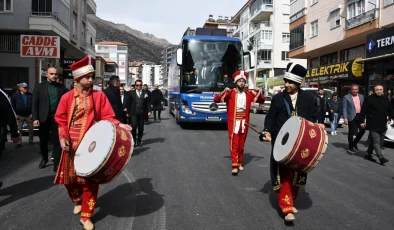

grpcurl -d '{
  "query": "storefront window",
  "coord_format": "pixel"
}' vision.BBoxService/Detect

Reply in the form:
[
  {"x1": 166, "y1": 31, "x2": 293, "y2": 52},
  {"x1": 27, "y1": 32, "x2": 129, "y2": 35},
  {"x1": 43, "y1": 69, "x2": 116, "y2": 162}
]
[
  {"x1": 310, "y1": 57, "x2": 319, "y2": 68},
  {"x1": 340, "y1": 45, "x2": 365, "y2": 62},
  {"x1": 366, "y1": 60, "x2": 394, "y2": 95},
  {"x1": 320, "y1": 52, "x2": 337, "y2": 66}
]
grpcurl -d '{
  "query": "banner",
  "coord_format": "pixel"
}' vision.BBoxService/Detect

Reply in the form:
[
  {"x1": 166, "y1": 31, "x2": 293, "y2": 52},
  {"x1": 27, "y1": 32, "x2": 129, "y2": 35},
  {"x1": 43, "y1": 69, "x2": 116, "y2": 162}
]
[
  {"x1": 21, "y1": 35, "x2": 60, "y2": 58},
  {"x1": 305, "y1": 58, "x2": 363, "y2": 82}
]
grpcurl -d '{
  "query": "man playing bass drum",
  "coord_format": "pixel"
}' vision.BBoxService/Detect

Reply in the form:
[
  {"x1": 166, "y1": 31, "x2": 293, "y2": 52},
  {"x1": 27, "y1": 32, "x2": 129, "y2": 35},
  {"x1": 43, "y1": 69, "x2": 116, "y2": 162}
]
[{"x1": 262, "y1": 63, "x2": 318, "y2": 223}]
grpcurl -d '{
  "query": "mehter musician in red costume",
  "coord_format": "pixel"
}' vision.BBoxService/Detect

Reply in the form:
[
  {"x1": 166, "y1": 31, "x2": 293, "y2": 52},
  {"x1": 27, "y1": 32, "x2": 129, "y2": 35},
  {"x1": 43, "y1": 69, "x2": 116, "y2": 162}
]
[
  {"x1": 54, "y1": 56, "x2": 131, "y2": 230},
  {"x1": 214, "y1": 71, "x2": 265, "y2": 175},
  {"x1": 262, "y1": 63, "x2": 318, "y2": 223}
]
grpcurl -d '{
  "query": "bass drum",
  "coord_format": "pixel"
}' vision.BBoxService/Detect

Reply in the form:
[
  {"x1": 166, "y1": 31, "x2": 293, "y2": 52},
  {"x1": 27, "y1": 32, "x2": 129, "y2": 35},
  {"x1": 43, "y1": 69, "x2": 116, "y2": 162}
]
[
  {"x1": 273, "y1": 116, "x2": 328, "y2": 173},
  {"x1": 74, "y1": 120, "x2": 133, "y2": 184}
]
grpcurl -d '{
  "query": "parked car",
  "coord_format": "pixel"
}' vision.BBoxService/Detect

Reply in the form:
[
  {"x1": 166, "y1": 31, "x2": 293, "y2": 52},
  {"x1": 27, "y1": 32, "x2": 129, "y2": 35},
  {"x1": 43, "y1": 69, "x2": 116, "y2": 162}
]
[
  {"x1": 385, "y1": 120, "x2": 394, "y2": 143},
  {"x1": 251, "y1": 96, "x2": 271, "y2": 114},
  {"x1": 301, "y1": 88, "x2": 344, "y2": 127}
]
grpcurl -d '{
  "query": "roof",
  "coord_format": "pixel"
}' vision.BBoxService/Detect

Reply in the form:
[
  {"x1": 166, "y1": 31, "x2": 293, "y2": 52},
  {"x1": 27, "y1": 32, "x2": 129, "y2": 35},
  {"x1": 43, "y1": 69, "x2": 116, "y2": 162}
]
[
  {"x1": 95, "y1": 56, "x2": 107, "y2": 63},
  {"x1": 231, "y1": 0, "x2": 253, "y2": 23},
  {"x1": 97, "y1": 41, "x2": 128, "y2": 46},
  {"x1": 104, "y1": 58, "x2": 118, "y2": 67},
  {"x1": 183, "y1": 36, "x2": 241, "y2": 42},
  {"x1": 203, "y1": 21, "x2": 238, "y2": 26},
  {"x1": 129, "y1": 61, "x2": 143, "y2": 67}
]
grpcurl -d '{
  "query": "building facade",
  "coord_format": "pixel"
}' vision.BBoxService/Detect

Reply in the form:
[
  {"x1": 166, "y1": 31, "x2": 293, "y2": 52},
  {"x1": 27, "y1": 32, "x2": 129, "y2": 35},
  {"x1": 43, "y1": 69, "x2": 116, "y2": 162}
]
[
  {"x1": 95, "y1": 41, "x2": 129, "y2": 85},
  {"x1": 288, "y1": 0, "x2": 394, "y2": 96},
  {"x1": 161, "y1": 45, "x2": 177, "y2": 88},
  {"x1": 231, "y1": 0, "x2": 306, "y2": 91},
  {"x1": 203, "y1": 14, "x2": 238, "y2": 37},
  {"x1": 0, "y1": 0, "x2": 96, "y2": 93},
  {"x1": 141, "y1": 63, "x2": 162, "y2": 87}
]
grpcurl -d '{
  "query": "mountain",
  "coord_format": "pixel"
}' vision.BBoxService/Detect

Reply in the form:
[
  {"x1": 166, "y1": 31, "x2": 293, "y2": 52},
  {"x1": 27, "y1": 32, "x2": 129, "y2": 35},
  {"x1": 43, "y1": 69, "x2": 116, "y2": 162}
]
[{"x1": 88, "y1": 15, "x2": 172, "y2": 64}]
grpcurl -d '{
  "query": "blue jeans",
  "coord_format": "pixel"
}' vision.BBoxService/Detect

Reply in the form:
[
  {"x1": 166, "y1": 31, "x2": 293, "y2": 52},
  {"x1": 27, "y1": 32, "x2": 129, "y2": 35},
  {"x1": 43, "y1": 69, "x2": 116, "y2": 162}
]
[{"x1": 330, "y1": 113, "x2": 339, "y2": 132}]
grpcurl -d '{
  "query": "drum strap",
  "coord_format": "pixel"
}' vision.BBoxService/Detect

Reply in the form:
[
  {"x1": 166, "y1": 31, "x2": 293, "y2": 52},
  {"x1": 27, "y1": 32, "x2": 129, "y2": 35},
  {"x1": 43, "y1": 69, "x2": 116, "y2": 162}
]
[
  {"x1": 283, "y1": 98, "x2": 291, "y2": 118},
  {"x1": 91, "y1": 91, "x2": 98, "y2": 122}
]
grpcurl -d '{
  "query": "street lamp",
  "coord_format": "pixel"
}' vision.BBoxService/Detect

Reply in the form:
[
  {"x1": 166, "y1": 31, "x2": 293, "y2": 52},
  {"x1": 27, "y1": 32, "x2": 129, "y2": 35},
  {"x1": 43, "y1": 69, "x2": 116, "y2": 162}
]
[{"x1": 247, "y1": 38, "x2": 258, "y2": 89}]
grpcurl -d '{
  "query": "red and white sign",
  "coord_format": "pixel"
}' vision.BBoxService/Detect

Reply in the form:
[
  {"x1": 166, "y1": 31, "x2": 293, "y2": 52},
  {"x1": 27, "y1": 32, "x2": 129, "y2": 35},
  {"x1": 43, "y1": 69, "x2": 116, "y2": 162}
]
[{"x1": 20, "y1": 35, "x2": 60, "y2": 58}]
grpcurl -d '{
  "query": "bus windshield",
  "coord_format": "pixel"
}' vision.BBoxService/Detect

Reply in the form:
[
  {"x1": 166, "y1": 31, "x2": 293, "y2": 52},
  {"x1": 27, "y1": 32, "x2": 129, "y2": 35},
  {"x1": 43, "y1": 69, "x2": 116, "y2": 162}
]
[{"x1": 181, "y1": 39, "x2": 242, "y2": 92}]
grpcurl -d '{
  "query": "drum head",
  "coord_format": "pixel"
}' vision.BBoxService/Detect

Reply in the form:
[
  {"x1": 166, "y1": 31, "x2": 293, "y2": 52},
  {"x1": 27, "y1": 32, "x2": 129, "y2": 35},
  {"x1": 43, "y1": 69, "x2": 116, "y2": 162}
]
[
  {"x1": 273, "y1": 116, "x2": 302, "y2": 162},
  {"x1": 75, "y1": 121, "x2": 115, "y2": 176}
]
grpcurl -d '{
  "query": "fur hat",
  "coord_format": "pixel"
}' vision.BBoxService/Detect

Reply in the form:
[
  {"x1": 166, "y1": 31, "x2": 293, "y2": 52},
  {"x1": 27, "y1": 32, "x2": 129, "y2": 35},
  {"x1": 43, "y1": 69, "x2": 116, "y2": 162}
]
[
  {"x1": 232, "y1": 71, "x2": 248, "y2": 83},
  {"x1": 284, "y1": 62, "x2": 306, "y2": 84},
  {"x1": 70, "y1": 56, "x2": 95, "y2": 80}
]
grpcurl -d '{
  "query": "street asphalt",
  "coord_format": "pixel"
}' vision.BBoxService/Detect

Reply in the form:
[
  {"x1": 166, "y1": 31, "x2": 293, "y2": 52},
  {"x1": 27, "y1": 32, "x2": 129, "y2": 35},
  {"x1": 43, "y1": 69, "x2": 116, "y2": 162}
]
[{"x1": 1, "y1": 109, "x2": 394, "y2": 230}]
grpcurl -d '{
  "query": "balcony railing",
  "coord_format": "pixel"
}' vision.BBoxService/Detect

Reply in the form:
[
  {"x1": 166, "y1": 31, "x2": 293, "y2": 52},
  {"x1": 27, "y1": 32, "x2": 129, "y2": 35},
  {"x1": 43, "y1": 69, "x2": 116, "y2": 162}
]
[
  {"x1": 72, "y1": 32, "x2": 78, "y2": 41},
  {"x1": 249, "y1": 21, "x2": 273, "y2": 34},
  {"x1": 73, "y1": 0, "x2": 79, "y2": 9},
  {"x1": 30, "y1": 12, "x2": 69, "y2": 29},
  {"x1": 346, "y1": 9, "x2": 376, "y2": 30},
  {"x1": 290, "y1": 8, "x2": 306, "y2": 23}
]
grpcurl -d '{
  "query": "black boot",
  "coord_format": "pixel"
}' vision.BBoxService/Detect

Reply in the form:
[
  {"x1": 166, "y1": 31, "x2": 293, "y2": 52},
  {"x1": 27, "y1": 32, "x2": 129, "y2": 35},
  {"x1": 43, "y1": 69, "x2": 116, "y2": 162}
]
[
  {"x1": 380, "y1": 158, "x2": 389, "y2": 166},
  {"x1": 39, "y1": 160, "x2": 48, "y2": 169},
  {"x1": 364, "y1": 155, "x2": 376, "y2": 163}
]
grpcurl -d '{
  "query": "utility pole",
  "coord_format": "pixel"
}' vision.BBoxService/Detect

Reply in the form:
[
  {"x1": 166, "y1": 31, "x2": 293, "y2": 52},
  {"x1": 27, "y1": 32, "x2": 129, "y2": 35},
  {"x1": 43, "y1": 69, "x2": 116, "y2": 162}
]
[{"x1": 254, "y1": 38, "x2": 258, "y2": 89}]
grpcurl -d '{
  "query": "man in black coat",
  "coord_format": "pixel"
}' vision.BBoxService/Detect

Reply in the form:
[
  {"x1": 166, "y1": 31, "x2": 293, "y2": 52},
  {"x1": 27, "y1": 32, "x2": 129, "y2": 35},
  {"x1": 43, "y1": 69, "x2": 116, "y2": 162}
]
[
  {"x1": 127, "y1": 80, "x2": 151, "y2": 147},
  {"x1": 316, "y1": 87, "x2": 329, "y2": 124},
  {"x1": 11, "y1": 82, "x2": 34, "y2": 147},
  {"x1": 360, "y1": 84, "x2": 393, "y2": 165},
  {"x1": 263, "y1": 63, "x2": 318, "y2": 223},
  {"x1": 104, "y1": 76, "x2": 123, "y2": 123},
  {"x1": 33, "y1": 67, "x2": 68, "y2": 171},
  {"x1": 120, "y1": 85, "x2": 131, "y2": 125},
  {"x1": 151, "y1": 84, "x2": 164, "y2": 121},
  {"x1": 143, "y1": 84, "x2": 152, "y2": 122},
  {"x1": 0, "y1": 88, "x2": 21, "y2": 188}
]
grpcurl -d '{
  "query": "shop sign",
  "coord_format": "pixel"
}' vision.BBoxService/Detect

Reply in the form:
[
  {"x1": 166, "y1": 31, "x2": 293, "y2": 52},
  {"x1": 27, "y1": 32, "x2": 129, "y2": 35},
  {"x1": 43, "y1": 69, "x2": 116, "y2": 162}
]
[
  {"x1": 20, "y1": 35, "x2": 60, "y2": 58},
  {"x1": 63, "y1": 59, "x2": 79, "y2": 78},
  {"x1": 305, "y1": 58, "x2": 363, "y2": 82},
  {"x1": 366, "y1": 27, "x2": 394, "y2": 58}
]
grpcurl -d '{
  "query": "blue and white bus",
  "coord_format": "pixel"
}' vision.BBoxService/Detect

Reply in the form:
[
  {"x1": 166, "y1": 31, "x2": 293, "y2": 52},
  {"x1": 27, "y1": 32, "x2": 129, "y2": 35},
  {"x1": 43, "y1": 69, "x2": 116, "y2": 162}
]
[{"x1": 168, "y1": 28, "x2": 254, "y2": 126}]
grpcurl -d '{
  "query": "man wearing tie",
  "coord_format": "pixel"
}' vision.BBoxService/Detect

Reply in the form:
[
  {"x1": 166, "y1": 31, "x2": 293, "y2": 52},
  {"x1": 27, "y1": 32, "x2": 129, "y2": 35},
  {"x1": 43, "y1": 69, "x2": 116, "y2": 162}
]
[
  {"x1": 127, "y1": 80, "x2": 151, "y2": 147},
  {"x1": 200, "y1": 61, "x2": 209, "y2": 85},
  {"x1": 120, "y1": 85, "x2": 131, "y2": 125}
]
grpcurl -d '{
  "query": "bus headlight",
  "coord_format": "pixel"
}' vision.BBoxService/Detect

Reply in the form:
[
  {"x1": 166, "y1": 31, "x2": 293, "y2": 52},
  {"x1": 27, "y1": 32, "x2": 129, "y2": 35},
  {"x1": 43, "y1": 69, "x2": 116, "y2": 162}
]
[{"x1": 181, "y1": 100, "x2": 193, "y2": 114}]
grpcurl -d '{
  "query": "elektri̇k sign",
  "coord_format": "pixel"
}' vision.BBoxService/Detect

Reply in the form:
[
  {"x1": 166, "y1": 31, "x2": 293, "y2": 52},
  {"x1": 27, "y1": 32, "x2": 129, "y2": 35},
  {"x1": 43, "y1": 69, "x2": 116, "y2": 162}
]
[{"x1": 20, "y1": 35, "x2": 60, "y2": 58}]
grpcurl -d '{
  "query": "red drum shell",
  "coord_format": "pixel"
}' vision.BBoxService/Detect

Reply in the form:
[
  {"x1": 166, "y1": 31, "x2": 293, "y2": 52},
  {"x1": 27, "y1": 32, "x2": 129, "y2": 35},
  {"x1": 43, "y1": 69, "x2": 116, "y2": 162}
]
[
  {"x1": 274, "y1": 117, "x2": 327, "y2": 173},
  {"x1": 75, "y1": 121, "x2": 133, "y2": 184}
]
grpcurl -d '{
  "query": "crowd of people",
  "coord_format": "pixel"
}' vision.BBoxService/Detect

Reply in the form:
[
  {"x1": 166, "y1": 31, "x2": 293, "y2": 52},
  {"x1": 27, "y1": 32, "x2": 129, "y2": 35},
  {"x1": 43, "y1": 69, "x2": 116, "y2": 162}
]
[
  {"x1": 315, "y1": 84, "x2": 394, "y2": 165},
  {"x1": 1, "y1": 58, "x2": 393, "y2": 227}
]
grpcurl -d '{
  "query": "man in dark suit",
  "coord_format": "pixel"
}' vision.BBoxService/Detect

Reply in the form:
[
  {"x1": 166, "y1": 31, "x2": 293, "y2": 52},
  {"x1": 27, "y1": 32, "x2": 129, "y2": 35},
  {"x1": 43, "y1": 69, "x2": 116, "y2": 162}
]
[
  {"x1": 120, "y1": 85, "x2": 131, "y2": 125},
  {"x1": 127, "y1": 80, "x2": 151, "y2": 147},
  {"x1": 342, "y1": 84, "x2": 365, "y2": 154},
  {"x1": 143, "y1": 84, "x2": 152, "y2": 122},
  {"x1": 104, "y1": 76, "x2": 123, "y2": 123},
  {"x1": 32, "y1": 67, "x2": 68, "y2": 171},
  {"x1": 151, "y1": 84, "x2": 164, "y2": 121}
]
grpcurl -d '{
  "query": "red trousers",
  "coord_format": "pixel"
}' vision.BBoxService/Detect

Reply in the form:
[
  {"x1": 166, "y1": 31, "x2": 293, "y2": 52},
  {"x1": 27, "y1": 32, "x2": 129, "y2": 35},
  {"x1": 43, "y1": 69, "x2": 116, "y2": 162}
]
[
  {"x1": 231, "y1": 124, "x2": 246, "y2": 168},
  {"x1": 65, "y1": 184, "x2": 99, "y2": 218},
  {"x1": 276, "y1": 167, "x2": 299, "y2": 214}
]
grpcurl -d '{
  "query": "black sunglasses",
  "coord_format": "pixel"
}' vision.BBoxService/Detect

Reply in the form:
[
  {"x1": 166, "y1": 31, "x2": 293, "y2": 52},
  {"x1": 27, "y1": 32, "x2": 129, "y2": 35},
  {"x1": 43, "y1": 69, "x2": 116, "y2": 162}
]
[{"x1": 135, "y1": 84, "x2": 142, "y2": 86}]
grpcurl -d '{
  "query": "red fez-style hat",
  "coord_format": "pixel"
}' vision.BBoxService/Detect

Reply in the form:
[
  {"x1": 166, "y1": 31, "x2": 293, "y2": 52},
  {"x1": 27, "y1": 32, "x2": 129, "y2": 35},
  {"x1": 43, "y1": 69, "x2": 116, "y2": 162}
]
[
  {"x1": 70, "y1": 56, "x2": 95, "y2": 80},
  {"x1": 232, "y1": 70, "x2": 248, "y2": 83}
]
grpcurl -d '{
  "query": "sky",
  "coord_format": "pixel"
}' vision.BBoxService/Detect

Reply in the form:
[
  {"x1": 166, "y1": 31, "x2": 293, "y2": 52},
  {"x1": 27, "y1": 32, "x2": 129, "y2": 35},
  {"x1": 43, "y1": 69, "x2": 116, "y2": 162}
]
[{"x1": 95, "y1": 0, "x2": 246, "y2": 44}]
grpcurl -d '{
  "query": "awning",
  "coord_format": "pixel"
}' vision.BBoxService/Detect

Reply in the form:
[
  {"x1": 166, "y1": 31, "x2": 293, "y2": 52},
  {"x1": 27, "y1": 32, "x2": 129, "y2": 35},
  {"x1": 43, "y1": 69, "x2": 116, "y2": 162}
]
[{"x1": 357, "y1": 53, "x2": 394, "y2": 63}]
